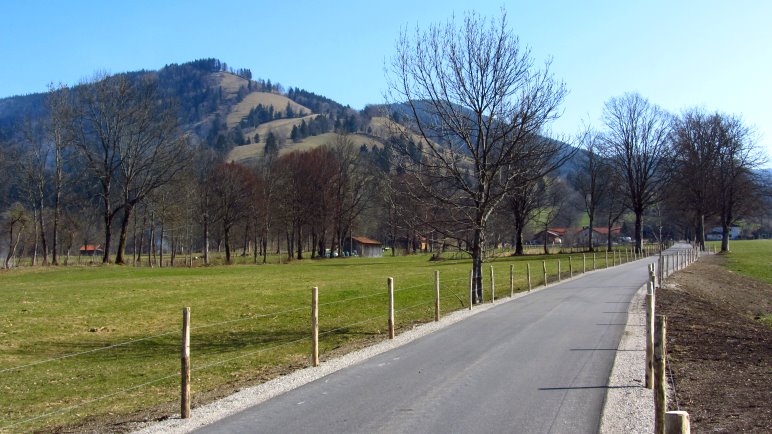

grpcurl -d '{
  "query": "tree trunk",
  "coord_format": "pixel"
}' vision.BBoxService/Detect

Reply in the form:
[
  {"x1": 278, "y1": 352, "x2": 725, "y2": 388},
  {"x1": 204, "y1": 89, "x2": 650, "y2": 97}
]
[
  {"x1": 296, "y1": 225, "x2": 303, "y2": 260},
  {"x1": 721, "y1": 217, "x2": 731, "y2": 252},
  {"x1": 697, "y1": 214, "x2": 705, "y2": 252},
  {"x1": 588, "y1": 213, "x2": 595, "y2": 252},
  {"x1": 224, "y1": 225, "x2": 232, "y2": 264},
  {"x1": 102, "y1": 203, "x2": 113, "y2": 264},
  {"x1": 514, "y1": 224, "x2": 525, "y2": 256},
  {"x1": 634, "y1": 210, "x2": 644, "y2": 254},
  {"x1": 159, "y1": 219, "x2": 165, "y2": 268},
  {"x1": 471, "y1": 227, "x2": 484, "y2": 304},
  {"x1": 115, "y1": 204, "x2": 134, "y2": 265},
  {"x1": 203, "y1": 217, "x2": 210, "y2": 265},
  {"x1": 31, "y1": 208, "x2": 39, "y2": 266}
]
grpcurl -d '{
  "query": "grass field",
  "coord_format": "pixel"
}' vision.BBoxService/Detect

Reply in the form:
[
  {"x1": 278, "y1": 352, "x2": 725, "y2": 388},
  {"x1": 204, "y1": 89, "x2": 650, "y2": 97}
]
[
  {"x1": 705, "y1": 239, "x2": 772, "y2": 284},
  {"x1": 0, "y1": 247, "x2": 656, "y2": 432}
]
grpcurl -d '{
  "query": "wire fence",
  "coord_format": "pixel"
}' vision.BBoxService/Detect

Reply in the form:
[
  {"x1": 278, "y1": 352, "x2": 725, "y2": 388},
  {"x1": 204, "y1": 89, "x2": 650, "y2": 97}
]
[{"x1": 1, "y1": 246, "x2": 669, "y2": 432}]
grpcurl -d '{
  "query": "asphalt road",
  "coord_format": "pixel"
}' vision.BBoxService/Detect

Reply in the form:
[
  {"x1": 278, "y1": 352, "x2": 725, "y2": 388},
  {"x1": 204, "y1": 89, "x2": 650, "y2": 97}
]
[{"x1": 195, "y1": 255, "x2": 657, "y2": 434}]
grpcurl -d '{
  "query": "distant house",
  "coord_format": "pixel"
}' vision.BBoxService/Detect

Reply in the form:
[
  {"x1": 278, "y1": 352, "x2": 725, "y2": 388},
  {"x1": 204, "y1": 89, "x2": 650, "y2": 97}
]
[
  {"x1": 79, "y1": 245, "x2": 104, "y2": 257},
  {"x1": 351, "y1": 236, "x2": 384, "y2": 258},
  {"x1": 577, "y1": 226, "x2": 623, "y2": 245},
  {"x1": 531, "y1": 229, "x2": 567, "y2": 245},
  {"x1": 533, "y1": 227, "x2": 623, "y2": 246}
]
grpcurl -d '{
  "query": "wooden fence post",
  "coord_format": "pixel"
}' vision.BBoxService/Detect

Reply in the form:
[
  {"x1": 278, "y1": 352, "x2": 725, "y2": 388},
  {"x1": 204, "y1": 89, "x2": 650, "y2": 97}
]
[
  {"x1": 527, "y1": 263, "x2": 532, "y2": 291},
  {"x1": 626, "y1": 249, "x2": 629, "y2": 263},
  {"x1": 654, "y1": 315, "x2": 668, "y2": 434},
  {"x1": 557, "y1": 259, "x2": 561, "y2": 282},
  {"x1": 665, "y1": 411, "x2": 691, "y2": 434},
  {"x1": 388, "y1": 277, "x2": 395, "y2": 339},
  {"x1": 569, "y1": 256, "x2": 573, "y2": 278},
  {"x1": 469, "y1": 270, "x2": 473, "y2": 310},
  {"x1": 490, "y1": 265, "x2": 495, "y2": 303},
  {"x1": 543, "y1": 260, "x2": 548, "y2": 286},
  {"x1": 605, "y1": 251, "x2": 609, "y2": 268},
  {"x1": 181, "y1": 307, "x2": 191, "y2": 419},
  {"x1": 583, "y1": 253, "x2": 586, "y2": 273},
  {"x1": 509, "y1": 264, "x2": 514, "y2": 297},
  {"x1": 434, "y1": 271, "x2": 440, "y2": 322},
  {"x1": 593, "y1": 253, "x2": 596, "y2": 270},
  {"x1": 645, "y1": 282, "x2": 654, "y2": 389},
  {"x1": 312, "y1": 287, "x2": 319, "y2": 367}
]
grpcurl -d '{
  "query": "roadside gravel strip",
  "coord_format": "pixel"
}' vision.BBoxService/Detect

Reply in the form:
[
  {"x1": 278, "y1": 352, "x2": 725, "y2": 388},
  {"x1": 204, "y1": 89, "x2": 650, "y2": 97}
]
[
  {"x1": 134, "y1": 267, "x2": 653, "y2": 434},
  {"x1": 599, "y1": 283, "x2": 654, "y2": 433}
]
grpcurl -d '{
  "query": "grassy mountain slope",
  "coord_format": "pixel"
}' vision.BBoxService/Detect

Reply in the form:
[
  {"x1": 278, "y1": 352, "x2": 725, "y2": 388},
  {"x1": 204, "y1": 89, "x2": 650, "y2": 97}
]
[{"x1": 226, "y1": 91, "x2": 312, "y2": 128}]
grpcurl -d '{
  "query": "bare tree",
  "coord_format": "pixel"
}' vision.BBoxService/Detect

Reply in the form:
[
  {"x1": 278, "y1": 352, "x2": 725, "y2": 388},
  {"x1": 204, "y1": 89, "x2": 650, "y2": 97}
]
[
  {"x1": 668, "y1": 109, "x2": 724, "y2": 250},
  {"x1": 714, "y1": 115, "x2": 765, "y2": 251},
  {"x1": 45, "y1": 84, "x2": 72, "y2": 265},
  {"x1": 387, "y1": 11, "x2": 567, "y2": 302},
  {"x1": 3, "y1": 203, "x2": 30, "y2": 269},
  {"x1": 207, "y1": 162, "x2": 257, "y2": 264},
  {"x1": 571, "y1": 127, "x2": 610, "y2": 252},
  {"x1": 66, "y1": 73, "x2": 190, "y2": 264},
  {"x1": 601, "y1": 93, "x2": 671, "y2": 253}
]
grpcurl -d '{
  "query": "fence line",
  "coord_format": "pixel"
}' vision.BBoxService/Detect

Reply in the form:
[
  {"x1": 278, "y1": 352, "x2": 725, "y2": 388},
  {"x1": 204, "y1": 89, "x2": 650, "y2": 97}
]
[{"x1": 8, "y1": 249, "x2": 673, "y2": 430}]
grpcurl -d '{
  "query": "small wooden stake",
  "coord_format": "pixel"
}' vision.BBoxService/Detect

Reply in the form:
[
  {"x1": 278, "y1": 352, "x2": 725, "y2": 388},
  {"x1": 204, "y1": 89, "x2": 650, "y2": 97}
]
[
  {"x1": 490, "y1": 266, "x2": 495, "y2": 303},
  {"x1": 569, "y1": 256, "x2": 573, "y2": 278},
  {"x1": 509, "y1": 264, "x2": 514, "y2": 297},
  {"x1": 583, "y1": 253, "x2": 586, "y2": 273},
  {"x1": 542, "y1": 260, "x2": 548, "y2": 286},
  {"x1": 645, "y1": 283, "x2": 654, "y2": 389},
  {"x1": 605, "y1": 251, "x2": 609, "y2": 268},
  {"x1": 312, "y1": 286, "x2": 319, "y2": 367},
  {"x1": 434, "y1": 271, "x2": 440, "y2": 322},
  {"x1": 181, "y1": 307, "x2": 191, "y2": 419},
  {"x1": 665, "y1": 411, "x2": 690, "y2": 434},
  {"x1": 654, "y1": 315, "x2": 667, "y2": 434},
  {"x1": 527, "y1": 263, "x2": 532, "y2": 291},
  {"x1": 593, "y1": 253, "x2": 596, "y2": 270},
  {"x1": 469, "y1": 270, "x2": 473, "y2": 310},
  {"x1": 557, "y1": 259, "x2": 561, "y2": 282},
  {"x1": 388, "y1": 277, "x2": 395, "y2": 339}
]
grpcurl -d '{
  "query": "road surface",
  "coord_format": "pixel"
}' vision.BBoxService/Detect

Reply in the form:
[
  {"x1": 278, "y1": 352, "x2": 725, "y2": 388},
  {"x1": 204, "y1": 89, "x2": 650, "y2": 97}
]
[{"x1": 195, "y1": 255, "x2": 658, "y2": 434}]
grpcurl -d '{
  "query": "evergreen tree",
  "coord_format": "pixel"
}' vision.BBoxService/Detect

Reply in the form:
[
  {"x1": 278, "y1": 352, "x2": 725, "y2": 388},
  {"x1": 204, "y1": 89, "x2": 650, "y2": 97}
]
[{"x1": 265, "y1": 131, "x2": 278, "y2": 155}]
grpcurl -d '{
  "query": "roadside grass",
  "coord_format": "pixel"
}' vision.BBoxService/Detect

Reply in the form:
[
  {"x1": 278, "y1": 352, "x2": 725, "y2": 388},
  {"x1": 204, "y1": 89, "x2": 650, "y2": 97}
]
[
  {"x1": 0, "y1": 247, "x2": 652, "y2": 432},
  {"x1": 705, "y1": 239, "x2": 772, "y2": 284}
]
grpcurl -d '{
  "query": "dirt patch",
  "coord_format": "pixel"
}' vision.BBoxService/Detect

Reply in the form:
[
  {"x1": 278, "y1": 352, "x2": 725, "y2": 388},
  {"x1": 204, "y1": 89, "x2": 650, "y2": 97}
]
[{"x1": 657, "y1": 254, "x2": 772, "y2": 432}]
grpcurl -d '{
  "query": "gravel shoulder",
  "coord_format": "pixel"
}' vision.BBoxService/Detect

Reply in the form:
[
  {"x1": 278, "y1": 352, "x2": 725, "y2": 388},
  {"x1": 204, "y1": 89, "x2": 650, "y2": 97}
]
[{"x1": 598, "y1": 282, "x2": 653, "y2": 433}]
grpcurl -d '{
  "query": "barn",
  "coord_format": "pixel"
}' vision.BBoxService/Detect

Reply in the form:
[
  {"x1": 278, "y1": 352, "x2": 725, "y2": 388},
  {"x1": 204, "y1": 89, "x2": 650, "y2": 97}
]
[
  {"x1": 351, "y1": 236, "x2": 384, "y2": 258},
  {"x1": 79, "y1": 245, "x2": 104, "y2": 257}
]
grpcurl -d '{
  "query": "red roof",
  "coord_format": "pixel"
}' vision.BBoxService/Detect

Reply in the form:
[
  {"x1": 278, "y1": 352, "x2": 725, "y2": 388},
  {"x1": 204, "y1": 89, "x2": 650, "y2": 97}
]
[
  {"x1": 591, "y1": 227, "x2": 622, "y2": 235},
  {"x1": 79, "y1": 245, "x2": 102, "y2": 251},
  {"x1": 352, "y1": 236, "x2": 382, "y2": 246}
]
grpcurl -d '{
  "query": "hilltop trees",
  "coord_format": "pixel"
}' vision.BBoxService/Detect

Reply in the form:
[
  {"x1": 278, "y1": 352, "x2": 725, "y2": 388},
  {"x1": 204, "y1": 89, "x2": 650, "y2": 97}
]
[{"x1": 387, "y1": 11, "x2": 567, "y2": 302}]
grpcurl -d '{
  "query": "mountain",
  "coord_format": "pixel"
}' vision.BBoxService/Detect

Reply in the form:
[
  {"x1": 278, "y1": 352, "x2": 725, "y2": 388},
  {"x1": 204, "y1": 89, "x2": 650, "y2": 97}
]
[
  {"x1": 0, "y1": 58, "x2": 579, "y2": 173},
  {"x1": 0, "y1": 58, "x2": 380, "y2": 161}
]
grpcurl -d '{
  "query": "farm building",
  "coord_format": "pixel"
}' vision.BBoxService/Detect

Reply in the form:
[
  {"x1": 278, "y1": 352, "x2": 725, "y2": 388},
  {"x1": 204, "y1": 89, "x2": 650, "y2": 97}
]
[
  {"x1": 350, "y1": 236, "x2": 383, "y2": 258},
  {"x1": 79, "y1": 245, "x2": 104, "y2": 257}
]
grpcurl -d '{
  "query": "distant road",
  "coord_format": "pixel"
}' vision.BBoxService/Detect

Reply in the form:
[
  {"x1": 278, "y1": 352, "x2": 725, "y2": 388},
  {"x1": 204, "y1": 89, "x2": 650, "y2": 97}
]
[{"x1": 195, "y1": 255, "x2": 658, "y2": 434}]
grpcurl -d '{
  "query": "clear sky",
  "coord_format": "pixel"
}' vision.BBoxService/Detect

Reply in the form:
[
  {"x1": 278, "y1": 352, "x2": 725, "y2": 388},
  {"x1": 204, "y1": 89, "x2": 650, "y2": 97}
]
[{"x1": 1, "y1": 0, "x2": 770, "y2": 165}]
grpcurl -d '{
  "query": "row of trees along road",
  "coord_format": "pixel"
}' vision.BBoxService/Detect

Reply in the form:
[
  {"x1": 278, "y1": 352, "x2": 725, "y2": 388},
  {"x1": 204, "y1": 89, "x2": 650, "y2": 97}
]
[{"x1": 0, "y1": 10, "x2": 768, "y2": 271}]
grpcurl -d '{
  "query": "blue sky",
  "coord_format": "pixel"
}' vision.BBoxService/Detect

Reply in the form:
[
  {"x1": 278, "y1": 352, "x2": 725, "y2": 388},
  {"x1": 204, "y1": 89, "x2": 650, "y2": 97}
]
[{"x1": 2, "y1": 0, "x2": 770, "y2": 164}]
